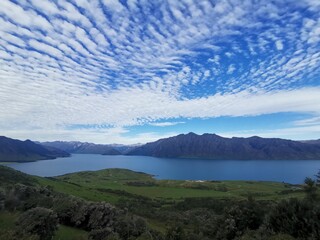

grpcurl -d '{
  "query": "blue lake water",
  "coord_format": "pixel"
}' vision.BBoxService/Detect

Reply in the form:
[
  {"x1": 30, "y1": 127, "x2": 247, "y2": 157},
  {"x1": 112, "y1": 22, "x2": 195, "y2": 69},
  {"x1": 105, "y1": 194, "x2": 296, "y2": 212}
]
[{"x1": 5, "y1": 154, "x2": 320, "y2": 183}]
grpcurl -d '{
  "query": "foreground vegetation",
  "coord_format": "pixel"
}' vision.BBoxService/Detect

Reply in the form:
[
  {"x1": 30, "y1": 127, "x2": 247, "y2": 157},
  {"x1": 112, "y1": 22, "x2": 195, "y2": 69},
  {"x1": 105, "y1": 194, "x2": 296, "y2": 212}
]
[{"x1": 0, "y1": 165, "x2": 319, "y2": 239}]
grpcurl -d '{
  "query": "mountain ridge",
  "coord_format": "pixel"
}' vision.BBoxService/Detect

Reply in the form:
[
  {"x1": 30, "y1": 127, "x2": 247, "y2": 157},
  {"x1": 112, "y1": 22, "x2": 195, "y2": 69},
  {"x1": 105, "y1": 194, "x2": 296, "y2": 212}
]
[
  {"x1": 0, "y1": 136, "x2": 70, "y2": 162},
  {"x1": 126, "y1": 132, "x2": 320, "y2": 160},
  {"x1": 39, "y1": 141, "x2": 138, "y2": 155}
]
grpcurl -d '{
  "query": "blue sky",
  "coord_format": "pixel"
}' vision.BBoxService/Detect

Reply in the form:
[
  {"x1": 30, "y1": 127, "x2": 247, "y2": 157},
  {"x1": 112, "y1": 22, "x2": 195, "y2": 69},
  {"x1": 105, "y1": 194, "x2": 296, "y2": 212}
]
[{"x1": 0, "y1": 0, "x2": 320, "y2": 144}]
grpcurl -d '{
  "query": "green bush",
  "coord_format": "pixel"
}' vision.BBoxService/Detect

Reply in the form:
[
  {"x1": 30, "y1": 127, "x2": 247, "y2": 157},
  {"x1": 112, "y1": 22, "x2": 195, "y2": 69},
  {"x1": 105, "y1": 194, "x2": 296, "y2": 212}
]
[
  {"x1": 212, "y1": 200, "x2": 265, "y2": 239},
  {"x1": 15, "y1": 207, "x2": 58, "y2": 240},
  {"x1": 0, "y1": 188, "x2": 5, "y2": 211},
  {"x1": 165, "y1": 225, "x2": 186, "y2": 240},
  {"x1": 114, "y1": 216, "x2": 147, "y2": 239},
  {"x1": 89, "y1": 227, "x2": 113, "y2": 240},
  {"x1": 267, "y1": 198, "x2": 320, "y2": 239}
]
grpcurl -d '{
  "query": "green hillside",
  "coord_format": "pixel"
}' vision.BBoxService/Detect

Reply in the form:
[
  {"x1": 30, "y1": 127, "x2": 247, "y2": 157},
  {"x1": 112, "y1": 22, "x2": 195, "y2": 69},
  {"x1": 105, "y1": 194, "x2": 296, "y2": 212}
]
[
  {"x1": 48, "y1": 168, "x2": 304, "y2": 202},
  {"x1": 0, "y1": 165, "x2": 319, "y2": 240}
]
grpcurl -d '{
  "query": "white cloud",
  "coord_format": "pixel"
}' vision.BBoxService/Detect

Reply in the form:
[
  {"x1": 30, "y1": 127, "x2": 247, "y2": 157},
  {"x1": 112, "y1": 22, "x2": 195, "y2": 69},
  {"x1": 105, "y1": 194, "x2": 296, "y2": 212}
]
[
  {"x1": 149, "y1": 121, "x2": 185, "y2": 127},
  {"x1": 29, "y1": 39, "x2": 63, "y2": 58},
  {"x1": 293, "y1": 116, "x2": 320, "y2": 126},
  {"x1": 275, "y1": 40, "x2": 284, "y2": 50},
  {"x1": 0, "y1": 127, "x2": 179, "y2": 145},
  {"x1": 227, "y1": 64, "x2": 236, "y2": 74},
  {"x1": 219, "y1": 124, "x2": 320, "y2": 141},
  {"x1": 203, "y1": 70, "x2": 211, "y2": 78},
  {"x1": 0, "y1": 0, "x2": 319, "y2": 142},
  {"x1": 29, "y1": 0, "x2": 59, "y2": 15},
  {"x1": 101, "y1": 0, "x2": 125, "y2": 12}
]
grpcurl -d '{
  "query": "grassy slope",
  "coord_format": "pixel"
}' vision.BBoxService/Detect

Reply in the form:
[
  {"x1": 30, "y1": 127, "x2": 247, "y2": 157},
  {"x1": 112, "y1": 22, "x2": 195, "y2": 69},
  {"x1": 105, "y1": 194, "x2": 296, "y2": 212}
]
[
  {"x1": 0, "y1": 165, "x2": 305, "y2": 237},
  {"x1": 46, "y1": 168, "x2": 304, "y2": 202},
  {"x1": 0, "y1": 165, "x2": 37, "y2": 186},
  {"x1": 0, "y1": 164, "x2": 304, "y2": 204}
]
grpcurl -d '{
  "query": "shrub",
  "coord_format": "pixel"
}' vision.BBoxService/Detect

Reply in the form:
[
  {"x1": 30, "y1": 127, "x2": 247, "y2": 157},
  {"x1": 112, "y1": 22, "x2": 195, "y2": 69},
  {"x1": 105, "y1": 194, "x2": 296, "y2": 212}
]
[
  {"x1": 303, "y1": 177, "x2": 318, "y2": 201},
  {"x1": 86, "y1": 202, "x2": 117, "y2": 229},
  {"x1": 114, "y1": 216, "x2": 147, "y2": 239},
  {"x1": 165, "y1": 225, "x2": 186, "y2": 240},
  {"x1": 89, "y1": 227, "x2": 113, "y2": 240},
  {"x1": 15, "y1": 207, "x2": 58, "y2": 240},
  {"x1": 212, "y1": 200, "x2": 265, "y2": 240},
  {"x1": 267, "y1": 198, "x2": 320, "y2": 239},
  {"x1": 0, "y1": 188, "x2": 5, "y2": 210}
]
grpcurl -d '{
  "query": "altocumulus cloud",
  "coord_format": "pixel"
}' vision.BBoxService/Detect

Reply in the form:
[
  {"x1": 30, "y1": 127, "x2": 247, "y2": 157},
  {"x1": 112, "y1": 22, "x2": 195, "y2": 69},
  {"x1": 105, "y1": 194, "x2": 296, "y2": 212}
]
[{"x1": 0, "y1": 0, "x2": 320, "y2": 143}]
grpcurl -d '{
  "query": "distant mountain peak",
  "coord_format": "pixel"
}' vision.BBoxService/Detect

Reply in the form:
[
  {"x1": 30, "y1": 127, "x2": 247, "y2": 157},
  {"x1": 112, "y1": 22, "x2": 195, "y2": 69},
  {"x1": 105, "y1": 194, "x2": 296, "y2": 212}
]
[{"x1": 186, "y1": 132, "x2": 197, "y2": 135}]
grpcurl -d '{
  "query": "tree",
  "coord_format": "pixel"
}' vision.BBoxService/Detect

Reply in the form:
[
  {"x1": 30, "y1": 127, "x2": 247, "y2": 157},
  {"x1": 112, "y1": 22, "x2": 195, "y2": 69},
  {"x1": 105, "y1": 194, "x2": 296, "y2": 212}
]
[
  {"x1": 15, "y1": 207, "x2": 58, "y2": 240},
  {"x1": 315, "y1": 169, "x2": 320, "y2": 186},
  {"x1": 165, "y1": 225, "x2": 186, "y2": 240},
  {"x1": 304, "y1": 177, "x2": 317, "y2": 201},
  {"x1": 0, "y1": 188, "x2": 5, "y2": 211}
]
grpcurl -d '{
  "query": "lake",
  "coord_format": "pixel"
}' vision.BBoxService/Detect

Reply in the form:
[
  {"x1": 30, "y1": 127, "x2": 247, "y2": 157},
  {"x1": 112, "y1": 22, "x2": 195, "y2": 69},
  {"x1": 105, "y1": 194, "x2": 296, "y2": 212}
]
[{"x1": 5, "y1": 154, "x2": 320, "y2": 183}]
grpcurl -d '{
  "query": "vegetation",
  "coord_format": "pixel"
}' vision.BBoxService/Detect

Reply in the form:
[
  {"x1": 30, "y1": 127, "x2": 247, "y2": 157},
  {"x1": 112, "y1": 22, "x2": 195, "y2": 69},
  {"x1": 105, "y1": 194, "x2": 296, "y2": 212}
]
[
  {"x1": 16, "y1": 207, "x2": 58, "y2": 240},
  {"x1": 315, "y1": 169, "x2": 320, "y2": 185},
  {"x1": 0, "y1": 165, "x2": 319, "y2": 239},
  {"x1": 51, "y1": 168, "x2": 306, "y2": 202}
]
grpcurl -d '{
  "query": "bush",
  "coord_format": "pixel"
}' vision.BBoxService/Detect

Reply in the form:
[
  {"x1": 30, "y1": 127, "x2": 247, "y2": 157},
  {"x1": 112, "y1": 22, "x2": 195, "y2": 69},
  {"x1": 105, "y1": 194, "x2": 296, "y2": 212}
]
[
  {"x1": 114, "y1": 216, "x2": 147, "y2": 239},
  {"x1": 0, "y1": 188, "x2": 5, "y2": 211},
  {"x1": 267, "y1": 198, "x2": 320, "y2": 239},
  {"x1": 89, "y1": 227, "x2": 113, "y2": 240},
  {"x1": 269, "y1": 234, "x2": 296, "y2": 240},
  {"x1": 52, "y1": 194, "x2": 85, "y2": 225},
  {"x1": 212, "y1": 200, "x2": 265, "y2": 240},
  {"x1": 15, "y1": 207, "x2": 58, "y2": 240},
  {"x1": 86, "y1": 202, "x2": 116, "y2": 229},
  {"x1": 303, "y1": 177, "x2": 318, "y2": 201},
  {"x1": 165, "y1": 225, "x2": 186, "y2": 240},
  {"x1": 0, "y1": 229, "x2": 39, "y2": 240}
]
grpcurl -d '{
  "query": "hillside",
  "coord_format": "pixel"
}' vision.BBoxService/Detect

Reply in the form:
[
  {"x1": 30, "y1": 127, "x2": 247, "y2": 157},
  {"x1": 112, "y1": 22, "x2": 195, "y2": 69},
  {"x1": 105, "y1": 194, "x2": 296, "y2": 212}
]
[
  {"x1": 0, "y1": 136, "x2": 70, "y2": 162},
  {"x1": 126, "y1": 132, "x2": 320, "y2": 160},
  {"x1": 40, "y1": 141, "x2": 122, "y2": 155},
  {"x1": 0, "y1": 165, "x2": 319, "y2": 240},
  {"x1": 1, "y1": 165, "x2": 319, "y2": 240}
]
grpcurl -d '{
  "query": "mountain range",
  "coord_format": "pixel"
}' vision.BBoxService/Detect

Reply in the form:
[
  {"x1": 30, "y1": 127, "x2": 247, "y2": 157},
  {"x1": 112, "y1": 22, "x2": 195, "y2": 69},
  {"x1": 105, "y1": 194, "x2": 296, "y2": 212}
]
[
  {"x1": 39, "y1": 141, "x2": 140, "y2": 155},
  {"x1": 1, "y1": 133, "x2": 320, "y2": 162},
  {"x1": 40, "y1": 141, "x2": 122, "y2": 155},
  {"x1": 126, "y1": 132, "x2": 320, "y2": 160},
  {"x1": 0, "y1": 136, "x2": 70, "y2": 162}
]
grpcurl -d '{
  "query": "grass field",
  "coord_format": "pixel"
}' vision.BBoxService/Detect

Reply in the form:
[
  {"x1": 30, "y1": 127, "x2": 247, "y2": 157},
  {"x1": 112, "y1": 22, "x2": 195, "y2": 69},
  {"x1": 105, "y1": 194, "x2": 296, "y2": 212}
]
[{"x1": 35, "y1": 168, "x2": 304, "y2": 204}]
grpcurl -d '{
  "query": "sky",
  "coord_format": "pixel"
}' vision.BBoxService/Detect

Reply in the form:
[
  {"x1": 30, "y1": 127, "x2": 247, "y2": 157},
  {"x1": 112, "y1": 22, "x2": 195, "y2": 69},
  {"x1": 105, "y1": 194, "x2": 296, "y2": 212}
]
[{"x1": 0, "y1": 0, "x2": 320, "y2": 144}]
